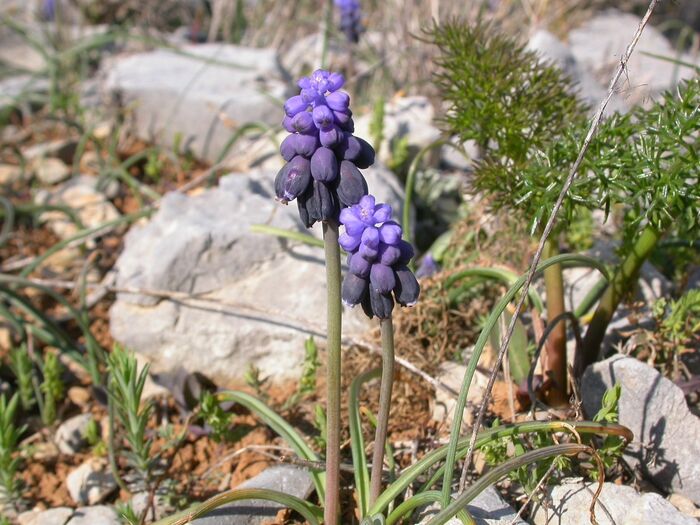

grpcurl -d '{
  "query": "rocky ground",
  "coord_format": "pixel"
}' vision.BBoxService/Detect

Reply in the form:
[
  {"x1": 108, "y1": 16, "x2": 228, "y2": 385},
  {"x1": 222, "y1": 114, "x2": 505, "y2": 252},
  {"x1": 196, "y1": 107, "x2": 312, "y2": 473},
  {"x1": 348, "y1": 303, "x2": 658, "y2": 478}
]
[{"x1": 1, "y1": 2, "x2": 699, "y2": 524}]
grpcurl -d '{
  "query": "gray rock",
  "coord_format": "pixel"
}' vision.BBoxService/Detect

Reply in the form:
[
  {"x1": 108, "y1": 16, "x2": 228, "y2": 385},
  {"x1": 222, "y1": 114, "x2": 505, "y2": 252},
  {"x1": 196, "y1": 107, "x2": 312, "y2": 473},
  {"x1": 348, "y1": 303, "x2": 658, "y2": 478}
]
[
  {"x1": 526, "y1": 29, "x2": 628, "y2": 114},
  {"x1": 0, "y1": 164, "x2": 24, "y2": 185},
  {"x1": 582, "y1": 356, "x2": 700, "y2": 504},
  {"x1": 131, "y1": 491, "x2": 171, "y2": 522},
  {"x1": 417, "y1": 486, "x2": 525, "y2": 524},
  {"x1": 54, "y1": 413, "x2": 92, "y2": 455},
  {"x1": 562, "y1": 238, "x2": 670, "y2": 348},
  {"x1": 0, "y1": 75, "x2": 49, "y2": 110},
  {"x1": 440, "y1": 140, "x2": 480, "y2": 172},
  {"x1": 353, "y1": 96, "x2": 442, "y2": 168},
  {"x1": 33, "y1": 158, "x2": 71, "y2": 185},
  {"x1": 66, "y1": 459, "x2": 118, "y2": 505},
  {"x1": 110, "y1": 167, "x2": 404, "y2": 384},
  {"x1": 102, "y1": 44, "x2": 288, "y2": 164},
  {"x1": 35, "y1": 177, "x2": 121, "y2": 240},
  {"x1": 531, "y1": 477, "x2": 697, "y2": 525},
  {"x1": 190, "y1": 465, "x2": 313, "y2": 525},
  {"x1": 18, "y1": 507, "x2": 74, "y2": 525},
  {"x1": 431, "y1": 361, "x2": 489, "y2": 430},
  {"x1": 568, "y1": 10, "x2": 698, "y2": 106},
  {"x1": 65, "y1": 505, "x2": 120, "y2": 525},
  {"x1": 23, "y1": 140, "x2": 78, "y2": 165}
]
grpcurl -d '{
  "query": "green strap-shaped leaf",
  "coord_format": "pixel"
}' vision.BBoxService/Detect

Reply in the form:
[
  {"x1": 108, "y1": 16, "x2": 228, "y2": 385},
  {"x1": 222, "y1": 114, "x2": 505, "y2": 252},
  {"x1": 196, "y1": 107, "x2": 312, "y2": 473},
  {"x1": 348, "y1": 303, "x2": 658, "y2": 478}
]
[
  {"x1": 152, "y1": 488, "x2": 323, "y2": 525},
  {"x1": 218, "y1": 390, "x2": 326, "y2": 500},
  {"x1": 349, "y1": 368, "x2": 381, "y2": 517}
]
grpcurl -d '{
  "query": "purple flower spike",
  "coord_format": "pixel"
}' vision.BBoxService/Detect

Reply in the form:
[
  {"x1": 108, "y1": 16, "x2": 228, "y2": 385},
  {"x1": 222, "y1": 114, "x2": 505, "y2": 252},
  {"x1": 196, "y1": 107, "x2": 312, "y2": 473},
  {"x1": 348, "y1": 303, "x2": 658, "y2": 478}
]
[
  {"x1": 275, "y1": 156, "x2": 312, "y2": 203},
  {"x1": 370, "y1": 263, "x2": 396, "y2": 294},
  {"x1": 275, "y1": 69, "x2": 374, "y2": 229},
  {"x1": 339, "y1": 191, "x2": 420, "y2": 319},
  {"x1": 310, "y1": 147, "x2": 339, "y2": 182}
]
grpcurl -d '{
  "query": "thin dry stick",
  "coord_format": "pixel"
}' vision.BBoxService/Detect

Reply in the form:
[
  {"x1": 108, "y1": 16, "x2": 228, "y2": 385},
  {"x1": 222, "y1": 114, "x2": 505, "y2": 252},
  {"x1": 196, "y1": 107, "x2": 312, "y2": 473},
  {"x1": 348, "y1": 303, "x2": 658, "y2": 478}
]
[
  {"x1": 457, "y1": 0, "x2": 660, "y2": 494},
  {"x1": 508, "y1": 458, "x2": 559, "y2": 525}
]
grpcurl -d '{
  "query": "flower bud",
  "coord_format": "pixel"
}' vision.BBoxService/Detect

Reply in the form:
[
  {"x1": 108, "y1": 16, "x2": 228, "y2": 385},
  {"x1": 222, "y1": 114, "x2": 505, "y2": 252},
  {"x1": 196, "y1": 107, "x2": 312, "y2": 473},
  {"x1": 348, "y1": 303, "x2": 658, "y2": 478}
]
[
  {"x1": 342, "y1": 273, "x2": 368, "y2": 306},
  {"x1": 378, "y1": 244, "x2": 401, "y2": 266},
  {"x1": 310, "y1": 147, "x2": 339, "y2": 182},
  {"x1": 379, "y1": 221, "x2": 402, "y2": 245},
  {"x1": 367, "y1": 287, "x2": 394, "y2": 319},
  {"x1": 320, "y1": 125, "x2": 342, "y2": 148},
  {"x1": 313, "y1": 105, "x2": 335, "y2": 131},
  {"x1": 291, "y1": 112, "x2": 315, "y2": 134},
  {"x1": 337, "y1": 160, "x2": 368, "y2": 206},
  {"x1": 393, "y1": 266, "x2": 420, "y2": 306},
  {"x1": 274, "y1": 156, "x2": 312, "y2": 203},
  {"x1": 327, "y1": 72, "x2": 345, "y2": 91},
  {"x1": 397, "y1": 240, "x2": 415, "y2": 266},
  {"x1": 354, "y1": 137, "x2": 375, "y2": 169},
  {"x1": 297, "y1": 186, "x2": 316, "y2": 228},
  {"x1": 282, "y1": 116, "x2": 295, "y2": 133},
  {"x1": 294, "y1": 133, "x2": 320, "y2": 158},
  {"x1": 326, "y1": 91, "x2": 350, "y2": 112},
  {"x1": 333, "y1": 110, "x2": 352, "y2": 127},
  {"x1": 370, "y1": 263, "x2": 396, "y2": 294},
  {"x1": 280, "y1": 134, "x2": 297, "y2": 161},
  {"x1": 284, "y1": 95, "x2": 308, "y2": 116},
  {"x1": 359, "y1": 226, "x2": 379, "y2": 260},
  {"x1": 349, "y1": 252, "x2": 371, "y2": 278}
]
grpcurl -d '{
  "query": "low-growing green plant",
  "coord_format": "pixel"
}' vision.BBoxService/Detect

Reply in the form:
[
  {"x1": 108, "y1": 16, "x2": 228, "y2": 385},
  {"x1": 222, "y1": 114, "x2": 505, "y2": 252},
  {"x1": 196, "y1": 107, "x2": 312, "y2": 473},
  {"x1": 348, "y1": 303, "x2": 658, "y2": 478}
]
[
  {"x1": 283, "y1": 337, "x2": 321, "y2": 410},
  {"x1": 0, "y1": 394, "x2": 25, "y2": 509},
  {"x1": 108, "y1": 346, "x2": 155, "y2": 491},
  {"x1": 39, "y1": 352, "x2": 65, "y2": 427},
  {"x1": 9, "y1": 345, "x2": 35, "y2": 412},
  {"x1": 85, "y1": 417, "x2": 107, "y2": 457},
  {"x1": 199, "y1": 390, "x2": 237, "y2": 444}
]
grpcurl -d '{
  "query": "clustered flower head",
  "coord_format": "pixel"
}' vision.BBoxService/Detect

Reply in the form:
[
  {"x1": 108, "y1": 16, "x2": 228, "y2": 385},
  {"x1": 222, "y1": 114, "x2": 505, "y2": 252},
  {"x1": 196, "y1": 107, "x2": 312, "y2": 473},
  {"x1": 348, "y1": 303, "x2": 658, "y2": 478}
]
[
  {"x1": 339, "y1": 195, "x2": 420, "y2": 318},
  {"x1": 334, "y1": 0, "x2": 364, "y2": 44},
  {"x1": 275, "y1": 69, "x2": 375, "y2": 227}
]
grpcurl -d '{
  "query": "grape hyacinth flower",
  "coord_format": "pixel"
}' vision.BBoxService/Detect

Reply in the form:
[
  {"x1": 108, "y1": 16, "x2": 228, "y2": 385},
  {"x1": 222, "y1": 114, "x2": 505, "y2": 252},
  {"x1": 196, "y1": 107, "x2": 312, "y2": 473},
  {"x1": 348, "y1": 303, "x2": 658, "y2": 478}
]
[
  {"x1": 334, "y1": 0, "x2": 364, "y2": 44},
  {"x1": 340, "y1": 195, "x2": 420, "y2": 319},
  {"x1": 275, "y1": 69, "x2": 375, "y2": 227}
]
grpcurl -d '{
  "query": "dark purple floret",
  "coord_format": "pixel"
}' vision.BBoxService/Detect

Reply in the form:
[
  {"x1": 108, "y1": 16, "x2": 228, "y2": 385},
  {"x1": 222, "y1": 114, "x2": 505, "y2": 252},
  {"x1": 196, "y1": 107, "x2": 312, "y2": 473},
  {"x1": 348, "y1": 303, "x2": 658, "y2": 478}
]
[
  {"x1": 336, "y1": 161, "x2": 368, "y2": 207},
  {"x1": 342, "y1": 273, "x2": 368, "y2": 306},
  {"x1": 275, "y1": 156, "x2": 311, "y2": 203},
  {"x1": 310, "y1": 180, "x2": 339, "y2": 223},
  {"x1": 370, "y1": 263, "x2": 396, "y2": 294},
  {"x1": 394, "y1": 267, "x2": 420, "y2": 306},
  {"x1": 310, "y1": 147, "x2": 339, "y2": 182}
]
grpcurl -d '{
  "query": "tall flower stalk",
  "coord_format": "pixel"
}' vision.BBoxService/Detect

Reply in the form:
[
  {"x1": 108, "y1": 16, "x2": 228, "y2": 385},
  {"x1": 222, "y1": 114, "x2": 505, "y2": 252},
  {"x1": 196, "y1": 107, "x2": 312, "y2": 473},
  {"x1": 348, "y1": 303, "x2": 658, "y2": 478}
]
[{"x1": 274, "y1": 69, "x2": 375, "y2": 524}]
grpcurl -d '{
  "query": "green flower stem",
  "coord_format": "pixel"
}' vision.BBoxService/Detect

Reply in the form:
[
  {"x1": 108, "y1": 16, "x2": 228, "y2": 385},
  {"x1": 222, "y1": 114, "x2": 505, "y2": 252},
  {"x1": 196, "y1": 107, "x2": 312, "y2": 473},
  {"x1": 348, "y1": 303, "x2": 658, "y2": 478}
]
[
  {"x1": 322, "y1": 220, "x2": 343, "y2": 525},
  {"x1": 542, "y1": 238, "x2": 568, "y2": 406},
  {"x1": 578, "y1": 225, "x2": 662, "y2": 375},
  {"x1": 369, "y1": 317, "x2": 395, "y2": 505}
]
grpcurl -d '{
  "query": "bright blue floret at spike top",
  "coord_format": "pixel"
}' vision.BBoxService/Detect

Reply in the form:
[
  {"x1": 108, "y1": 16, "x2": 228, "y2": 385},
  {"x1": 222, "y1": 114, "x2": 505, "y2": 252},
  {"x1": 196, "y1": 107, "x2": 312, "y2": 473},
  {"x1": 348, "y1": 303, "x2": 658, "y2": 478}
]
[
  {"x1": 339, "y1": 195, "x2": 420, "y2": 319},
  {"x1": 274, "y1": 70, "x2": 376, "y2": 227},
  {"x1": 334, "y1": 0, "x2": 364, "y2": 43}
]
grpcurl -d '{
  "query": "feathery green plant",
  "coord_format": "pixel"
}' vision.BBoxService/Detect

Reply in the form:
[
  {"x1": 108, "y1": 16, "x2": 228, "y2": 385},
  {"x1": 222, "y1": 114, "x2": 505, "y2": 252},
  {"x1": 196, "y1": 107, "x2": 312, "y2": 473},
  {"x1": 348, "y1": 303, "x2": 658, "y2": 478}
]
[
  {"x1": 9, "y1": 345, "x2": 35, "y2": 412},
  {"x1": 108, "y1": 346, "x2": 155, "y2": 490},
  {"x1": 0, "y1": 394, "x2": 25, "y2": 508},
  {"x1": 39, "y1": 352, "x2": 64, "y2": 427}
]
